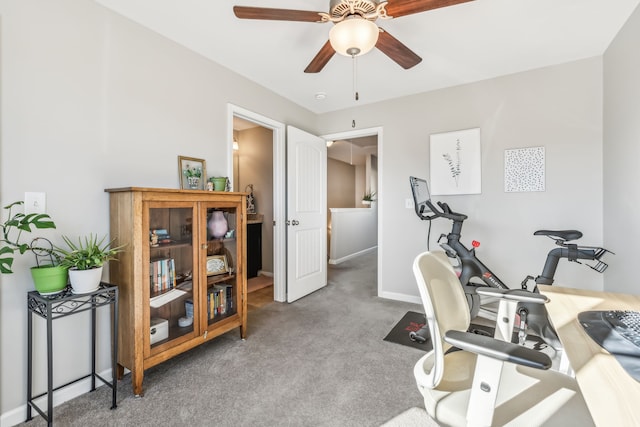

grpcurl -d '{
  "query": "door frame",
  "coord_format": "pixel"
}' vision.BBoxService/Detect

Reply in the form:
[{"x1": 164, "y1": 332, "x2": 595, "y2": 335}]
[
  {"x1": 227, "y1": 104, "x2": 287, "y2": 302},
  {"x1": 321, "y1": 126, "x2": 383, "y2": 297}
]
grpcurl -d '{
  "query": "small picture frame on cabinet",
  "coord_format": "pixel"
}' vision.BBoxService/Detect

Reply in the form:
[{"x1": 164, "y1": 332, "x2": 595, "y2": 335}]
[
  {"x1": 178, "y1": 155, "x2": 207, "y2": 190},
  {"x1": 206, "y1": 255, "x2": 228, "y2": 276}
]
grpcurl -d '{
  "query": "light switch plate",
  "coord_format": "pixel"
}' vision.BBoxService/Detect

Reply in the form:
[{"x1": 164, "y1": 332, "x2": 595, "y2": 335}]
[
  {"x1": 24, "y1": 192, "x2": 46, "y2": 214},
  {"x1": 405, "y1": 198, "x2": 413, "y2": 209}
]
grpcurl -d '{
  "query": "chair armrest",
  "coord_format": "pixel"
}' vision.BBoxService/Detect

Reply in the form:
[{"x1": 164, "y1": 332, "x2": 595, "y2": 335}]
[
  {"x1": 444, "y1": 330, "x2": 551, "y2": 370},
  {"x1": 476, "y1": 287, "x2": 548, "y2": 304}
]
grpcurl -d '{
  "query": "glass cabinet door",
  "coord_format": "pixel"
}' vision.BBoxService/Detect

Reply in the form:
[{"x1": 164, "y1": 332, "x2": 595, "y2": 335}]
[
  {"x1": 204, "y1": 206, "x2": 238, "y2": 327},
  {"x1": 147, "y1": 204, "x2": 197, "y2": 350}
]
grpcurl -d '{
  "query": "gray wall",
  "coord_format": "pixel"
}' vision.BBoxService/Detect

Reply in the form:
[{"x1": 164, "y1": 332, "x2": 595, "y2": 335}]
[
  {"x1": 603, "y1": 5, "x2": 640, "y2": 294},
  {"x1": 0, "y1": 0, "x2": 315, "y2": 419},
  {"x1": 328, "y1": 158, "x2": 356, "y2": 209},
  {"x1": 318, "y1": 57, "x2": 605, "y2": 301}
]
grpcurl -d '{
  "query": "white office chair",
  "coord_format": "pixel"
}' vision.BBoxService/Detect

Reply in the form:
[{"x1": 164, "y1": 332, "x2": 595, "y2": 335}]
[{"x1": 412, "y1": 251, "x2": 594, "y2": 427}]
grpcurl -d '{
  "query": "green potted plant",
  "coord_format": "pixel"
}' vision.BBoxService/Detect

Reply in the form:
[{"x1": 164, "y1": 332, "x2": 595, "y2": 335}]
[
  {"x1": 55, "y1": 234, "x2": 124, "y2": 294},
  {"x1": 184, "y1": 165, "x2": 202, "y2": 189},
  {"x1": 362, "y1": 190, "x2": 377, "y2": 205},
  {"x1": 209, "y1": 176, "x2": 228, "y2": 191},
  {"x1": 0, "y1": 201, "x2": 68, "y2": 295}
]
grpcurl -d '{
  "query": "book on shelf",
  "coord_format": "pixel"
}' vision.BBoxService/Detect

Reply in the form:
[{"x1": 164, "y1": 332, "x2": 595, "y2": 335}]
[
  {"x1": 149, "y1": 258, "x2": 177, "y2": 293},
  {"x1": 207, "y1": 283, "x2": 234, "y2": 319},
  {"x1": 149, "y1": 228, "x2": 174, "y2": 246}
]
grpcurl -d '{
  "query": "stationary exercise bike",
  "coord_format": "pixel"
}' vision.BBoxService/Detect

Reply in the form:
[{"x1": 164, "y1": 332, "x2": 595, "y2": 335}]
[{"x1": 408, "y1": 176, "x2": 613, "y2": 349}]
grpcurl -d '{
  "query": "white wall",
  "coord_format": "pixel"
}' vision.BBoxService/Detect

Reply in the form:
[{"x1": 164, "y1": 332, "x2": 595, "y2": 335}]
[
  {"x1": 0, "y1": 0, "x2": 315, "y2": 421},
  {"x1": 318, "y1": 57, "x2": 605, "y2": 302},
  {"x1": 603, "y1": 5, "x2": 640, "y2": 294},
  {"x1": 329, "y1": 207, "x2": 377, "y2": 264}
]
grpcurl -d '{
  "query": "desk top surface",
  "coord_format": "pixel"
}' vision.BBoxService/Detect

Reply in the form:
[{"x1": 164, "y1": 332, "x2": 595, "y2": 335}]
[{"x1": 539, "y1": 285, "x2": 640, "y2": 427}]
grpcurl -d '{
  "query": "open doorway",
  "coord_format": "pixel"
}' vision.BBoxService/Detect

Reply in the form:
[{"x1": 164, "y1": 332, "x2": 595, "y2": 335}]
[
  {"x1": 233, "y1": 117, "x2": 275, "y2": 306},
  {"x1": 323, "y1": 127, "x2": 382, "y2": 295},
  {"x1": 326, "y1": 135, "x2": 378, "y2": 207},
  {"x1": 227, "y1": 104, "x2": 286, "y2": 302}
]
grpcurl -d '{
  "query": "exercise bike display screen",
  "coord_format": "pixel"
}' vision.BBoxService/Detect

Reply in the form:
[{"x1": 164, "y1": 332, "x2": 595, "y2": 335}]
[{"x1": 410, "y1": 176, "x2": 433, "y2": 218}]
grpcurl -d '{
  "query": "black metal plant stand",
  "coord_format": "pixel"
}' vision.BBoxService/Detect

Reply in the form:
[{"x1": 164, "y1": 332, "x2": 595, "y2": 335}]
[{"x1": 26, "y1": 282, "x2": 118, "y2": 426}]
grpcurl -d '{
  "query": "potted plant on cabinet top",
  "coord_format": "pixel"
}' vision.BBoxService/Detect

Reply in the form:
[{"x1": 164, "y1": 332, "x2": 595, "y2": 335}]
[
  {"x1": 362, "y1": 190, "x2": 377, "y2": 206},
  {"x1": 184, "y1": 165, "x2": 202, "y2": 189},
  {"x1": 55, "y1": 234, "x2": 124, "y2": 294},
  {"x1": 0, "y1": 201, "x2": 69, "y2": 295}
]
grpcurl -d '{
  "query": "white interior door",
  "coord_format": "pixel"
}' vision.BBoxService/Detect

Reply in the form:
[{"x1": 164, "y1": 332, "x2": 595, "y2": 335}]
[{"x1": 286, "y1": 126, "x2": 327, "y2": 302}]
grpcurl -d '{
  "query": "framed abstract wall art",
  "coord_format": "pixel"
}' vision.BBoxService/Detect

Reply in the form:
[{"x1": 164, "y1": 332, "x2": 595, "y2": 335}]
[{"x1": 504, "y1": 147, "x2": 545, "y2": 192}]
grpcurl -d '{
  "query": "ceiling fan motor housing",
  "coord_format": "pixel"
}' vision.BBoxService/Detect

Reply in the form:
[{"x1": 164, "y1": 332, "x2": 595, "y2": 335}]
[{"x1": 329, "y1": 0, "x2": 386, "y2": 20}]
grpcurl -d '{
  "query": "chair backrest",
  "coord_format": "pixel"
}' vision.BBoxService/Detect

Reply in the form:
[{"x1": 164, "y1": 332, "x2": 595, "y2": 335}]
[{"x1": 413, "y1": 251, "x2": 471, "y2": 387}]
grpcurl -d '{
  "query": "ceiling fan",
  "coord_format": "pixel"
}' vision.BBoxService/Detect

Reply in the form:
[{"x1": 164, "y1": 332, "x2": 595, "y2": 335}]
[{"x1": 233, "y1": 0, "x2": 473, "y2": 73}]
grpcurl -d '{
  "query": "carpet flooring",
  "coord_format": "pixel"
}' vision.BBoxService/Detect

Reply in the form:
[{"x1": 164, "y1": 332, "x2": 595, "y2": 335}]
[
  {"x1": 381, "y1": 407, "x2": 439, "y2": 427},
  {"x1": 19, "y1": 250, "x2": 431, "y2": 427}
]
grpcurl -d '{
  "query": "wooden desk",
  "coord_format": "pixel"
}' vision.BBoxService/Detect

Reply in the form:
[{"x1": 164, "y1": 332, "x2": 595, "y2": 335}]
[{"x1": 539, "y1": 285, "x2": 640, "y2": 427}]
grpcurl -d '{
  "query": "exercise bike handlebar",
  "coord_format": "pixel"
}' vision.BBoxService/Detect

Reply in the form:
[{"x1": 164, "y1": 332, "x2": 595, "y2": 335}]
[{"x1": 422, "y1": 200, "x2": 468, "y2": 222}]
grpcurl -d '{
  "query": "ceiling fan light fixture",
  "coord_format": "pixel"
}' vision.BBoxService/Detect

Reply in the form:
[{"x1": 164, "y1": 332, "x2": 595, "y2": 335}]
[{"x1": 329, "y1": 17, "x2": 379, "y2": 57}]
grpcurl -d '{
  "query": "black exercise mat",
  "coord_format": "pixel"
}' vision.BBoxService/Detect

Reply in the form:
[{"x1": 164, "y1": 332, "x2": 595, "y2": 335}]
[
  {"x1": 383, "y1": 311, "x2": 430, "y2": 350},
  {"x1": 384, "y1": 311, "x2": 548, "y2": 351}
]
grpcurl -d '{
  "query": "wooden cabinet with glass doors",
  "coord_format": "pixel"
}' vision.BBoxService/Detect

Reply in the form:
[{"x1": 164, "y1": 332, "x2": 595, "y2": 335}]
[{"x1": 105, "y1": 187, "x2": 247, "y2": 396}]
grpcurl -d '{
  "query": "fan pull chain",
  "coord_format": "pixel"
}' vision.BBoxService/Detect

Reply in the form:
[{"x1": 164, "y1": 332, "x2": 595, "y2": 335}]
[{"x1": 352, "y1": 54, "x2": 359, "y2": 101}]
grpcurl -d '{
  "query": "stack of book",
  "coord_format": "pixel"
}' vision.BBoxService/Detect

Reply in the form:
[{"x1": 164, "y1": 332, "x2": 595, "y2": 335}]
[
  {"x1": 150, "y1": 258, "x2": 177, "y2": 293},
  {"x1": 207, "y1": 284, "x2": 233, "y2": 319},
  {"x1": 155, "y1": 229, "x2": 171, "y2": 244}
]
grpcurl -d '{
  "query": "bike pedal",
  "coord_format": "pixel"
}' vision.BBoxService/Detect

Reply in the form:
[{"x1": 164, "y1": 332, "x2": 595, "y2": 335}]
[
  {"x1": 409, "y1": 332, "x2": 428, "y2": 344},
  {"x1": 589, "y1": 260, "x2": 608, "y2": 273}
]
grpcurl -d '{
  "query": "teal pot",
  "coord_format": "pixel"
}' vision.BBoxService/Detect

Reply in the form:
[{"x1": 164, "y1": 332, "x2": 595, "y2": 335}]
[
  {"x1": 68, "y1": 266, "x2": 103, "y2": 294},
  {"x1": 31, "y1": 265, "x2": 69, "y2": 295}
]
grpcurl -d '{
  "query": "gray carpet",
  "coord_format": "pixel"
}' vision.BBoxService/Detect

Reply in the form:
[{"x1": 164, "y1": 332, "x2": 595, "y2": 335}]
[
  {"x1": 21, "y1": 251, "x2": 432, "y2": 426},
  {"x1": 381, "y1": 407, "x2": 439, "y2": 427}
]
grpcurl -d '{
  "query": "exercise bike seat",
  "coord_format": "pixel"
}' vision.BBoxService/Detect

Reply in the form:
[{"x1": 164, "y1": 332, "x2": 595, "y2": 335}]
[{"x1": 534, "y1": 229, "x2": 583, "y2": 241}]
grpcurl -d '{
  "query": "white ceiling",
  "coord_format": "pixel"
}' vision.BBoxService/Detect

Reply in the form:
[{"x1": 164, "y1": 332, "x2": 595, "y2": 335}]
[
  {"x1": 327, "y1": 137, "x2": 377, "y2": 166},
  {"x1": 95, "y1": 0, "x2": 639, "y2": 114}
]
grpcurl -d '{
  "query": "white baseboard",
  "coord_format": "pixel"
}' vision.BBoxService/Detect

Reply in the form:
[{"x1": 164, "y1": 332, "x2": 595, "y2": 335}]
[
  {"x1": 328, "y1": 246, "x2": 377, "y2": 265},
  {"x1": 257, "y1": 270, "x2": 273, "y2": 277},
  {"x1": 379, "y1": 290, "x2": 422, "y2": 305},
  {"x1": 1, "y1": 368, "x2": 113, "y2": 427}
]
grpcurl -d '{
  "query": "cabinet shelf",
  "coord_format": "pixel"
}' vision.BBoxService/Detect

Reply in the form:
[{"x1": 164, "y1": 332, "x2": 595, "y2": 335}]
[
  {"x1": 206, "y1": 273, "x2": 235, "y2": 286},
  {"x1": 106, "y1": 187, "x2": 247, "y2": 396},
  {"x1": 150, "y1": 239, "x2": 192, "y2": 250}
]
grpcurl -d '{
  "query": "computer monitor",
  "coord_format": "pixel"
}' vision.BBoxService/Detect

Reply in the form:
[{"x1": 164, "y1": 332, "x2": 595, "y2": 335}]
[{"x1": 409, "y1": 176, "x2": 433, "y2": 218}]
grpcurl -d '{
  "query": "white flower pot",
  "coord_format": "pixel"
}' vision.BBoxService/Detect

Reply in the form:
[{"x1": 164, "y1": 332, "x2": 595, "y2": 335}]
[{"x1": 68, "y1": 266, "x2": 103, "y2": 294}]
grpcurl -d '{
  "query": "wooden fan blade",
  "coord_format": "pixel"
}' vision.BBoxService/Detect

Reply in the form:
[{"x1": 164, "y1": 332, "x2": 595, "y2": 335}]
[
  {"x1": 233, "y1": 6, "x2": 324, "y2": 22},
  {"x1": 385, "y1": 0, "x2": 473, "y2": 18},
  {"x1": 304, "y1": 40, "x2": 336, "y2": 73},
  {"x1": 376, "y1": 29, "x2": 422, "y2": 69}
]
